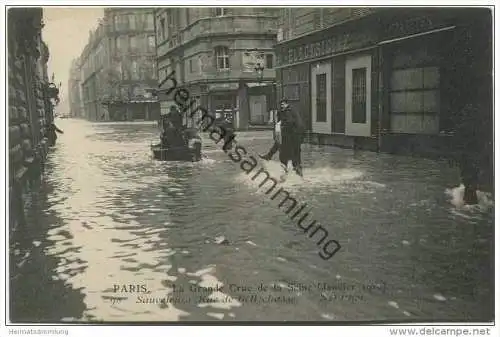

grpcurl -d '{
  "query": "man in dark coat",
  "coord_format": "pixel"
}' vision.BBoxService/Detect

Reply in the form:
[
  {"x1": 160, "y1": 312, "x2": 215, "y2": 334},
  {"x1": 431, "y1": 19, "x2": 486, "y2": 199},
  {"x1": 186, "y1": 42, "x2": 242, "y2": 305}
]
[
  {"x1": 277, "y1": 98, "x2": 304, "y2": 177},
  {"x1": 453, "y1": 103, "x2": 482, "y2": 205}
]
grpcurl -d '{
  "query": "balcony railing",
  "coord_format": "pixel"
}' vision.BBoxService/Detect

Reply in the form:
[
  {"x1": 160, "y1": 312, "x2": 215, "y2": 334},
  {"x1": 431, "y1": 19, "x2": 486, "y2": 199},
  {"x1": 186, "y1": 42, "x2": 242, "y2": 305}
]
[{"x1": 184, "y1": 16, "x2": 277, "y2": 41}]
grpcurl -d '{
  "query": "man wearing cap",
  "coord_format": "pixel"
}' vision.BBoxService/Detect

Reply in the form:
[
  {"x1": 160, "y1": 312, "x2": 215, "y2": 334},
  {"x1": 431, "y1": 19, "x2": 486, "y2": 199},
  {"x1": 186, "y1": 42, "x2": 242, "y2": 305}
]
[{"x1": 260, "y1": 98, "x2": 304, "y2": 177}]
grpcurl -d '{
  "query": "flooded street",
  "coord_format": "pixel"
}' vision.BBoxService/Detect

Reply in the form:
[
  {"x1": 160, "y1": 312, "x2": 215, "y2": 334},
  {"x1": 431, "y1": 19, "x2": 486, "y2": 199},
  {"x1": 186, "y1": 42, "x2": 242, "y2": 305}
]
[{"x1": 10, "y1": 119, "x2": 494, "y2": 322}]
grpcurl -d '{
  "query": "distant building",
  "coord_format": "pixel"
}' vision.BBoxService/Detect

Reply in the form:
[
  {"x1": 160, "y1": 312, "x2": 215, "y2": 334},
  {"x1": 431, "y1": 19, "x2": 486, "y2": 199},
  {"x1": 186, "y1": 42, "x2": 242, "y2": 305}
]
[
  {"x1": 78, "y1": 8, "x2": 160, "y2": 121},
  {"x1": 154, "y1": 8, "x2": 279, "y2": 129},
  {"x1": 275, "y1": 8, "x2": 492, "y2": 159},
  {"x1": 68, "y1": 58, "x2": 83, "y2": 118}
]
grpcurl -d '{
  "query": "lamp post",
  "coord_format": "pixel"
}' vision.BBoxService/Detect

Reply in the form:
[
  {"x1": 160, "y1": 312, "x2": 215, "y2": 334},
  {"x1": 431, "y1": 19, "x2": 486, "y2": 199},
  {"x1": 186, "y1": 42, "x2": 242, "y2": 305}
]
[
  {"x1": 254, "y1": 62, "x2": 274, "y2": 124},
  {"x1": 254, "y1": 63, "x2": 264, "y2": 83}
]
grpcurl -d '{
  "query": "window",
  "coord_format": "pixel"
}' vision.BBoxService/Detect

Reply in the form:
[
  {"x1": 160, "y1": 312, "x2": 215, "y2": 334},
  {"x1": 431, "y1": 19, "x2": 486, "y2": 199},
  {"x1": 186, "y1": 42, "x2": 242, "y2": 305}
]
[
  {"x1": 389, "y1": 67, "x2": 440, "y2": 114},
  {"x1": 118, "y1": 36, "x2": 127, "y2": 52},
  {"x1": 146, "y1": 14, "x2": 154, "y2": 30},
  {"x1": 129, "y1": 36, "x2": 138, "y2": 52},
  {"x1": 129, "y1": 15, "x2": 136, "y2": 30},
  {"x1": 389, "y1": 42, "x2": 440, "y2": 134},
  {"x1": 131, "y1": 60, "x2": 138, "y2": 80},
  {"x1": 114, "y1": 16, "x2": 120, "y2": 31},
  {"x1": 160, "y1": 18, "x2": 166, "y2": 40},
  {"x1": 151, "y1": 61, "x2": 157, "y2": 79},
  {"x1": 189, "y1": 59, "x2": 194, "y2": 73},
  {"x1": 148, "y1": 35, "x2": 155, "y2": 50},
  {"x1": 215, "y1": 8, "x2": 226, "y2": 17},
  {"x1": 265, "y1": 54, "x2": 273, "y2": 69},
  {"x1": 198, "y1": 56, "x2": 203, "y2": 74},
  {"x1": 215, "y1": 46, "x2": 230, "y2": 71}
]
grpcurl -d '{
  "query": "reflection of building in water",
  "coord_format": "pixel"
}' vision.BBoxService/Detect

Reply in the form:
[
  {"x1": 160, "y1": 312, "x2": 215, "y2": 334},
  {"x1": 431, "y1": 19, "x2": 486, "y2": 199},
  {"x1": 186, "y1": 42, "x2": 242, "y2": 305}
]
[
  {"x1": 154, "y1": 8, "x2": 279, "y2": 130},
  {"x1": 76, "y1": 8, "x2": 161, "y2": 121},
  {"x1": 275, "y1": 8, "x2": 492, "y2": 172}
]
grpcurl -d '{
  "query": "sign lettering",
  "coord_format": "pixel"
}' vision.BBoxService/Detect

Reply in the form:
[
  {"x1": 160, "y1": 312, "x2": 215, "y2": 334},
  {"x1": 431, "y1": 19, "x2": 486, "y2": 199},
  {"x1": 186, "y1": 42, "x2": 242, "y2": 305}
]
[
  {"x1": 278, "y1": 30, "x2": 375, "y2": 66},
  {"x1": 387, "y1": 16, "x2": 434, "y2": 39}
]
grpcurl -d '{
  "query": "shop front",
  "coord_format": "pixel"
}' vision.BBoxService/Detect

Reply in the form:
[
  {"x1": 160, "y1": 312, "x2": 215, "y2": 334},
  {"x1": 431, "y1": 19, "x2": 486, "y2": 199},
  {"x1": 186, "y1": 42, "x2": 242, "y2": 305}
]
[
  {"x1": 377, "y1": 8, "x2": 490, "y2": 156},
  {"x1": 276, "y1": 15, "x2": 379, "y2": 149}
]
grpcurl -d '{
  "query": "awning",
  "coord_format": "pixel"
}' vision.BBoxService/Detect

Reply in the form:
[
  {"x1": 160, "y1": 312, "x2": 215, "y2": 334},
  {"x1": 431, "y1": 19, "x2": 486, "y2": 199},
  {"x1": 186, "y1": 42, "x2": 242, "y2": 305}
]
[{"x1": 378, "y1": 26, "x2": 456, "y2": 46}]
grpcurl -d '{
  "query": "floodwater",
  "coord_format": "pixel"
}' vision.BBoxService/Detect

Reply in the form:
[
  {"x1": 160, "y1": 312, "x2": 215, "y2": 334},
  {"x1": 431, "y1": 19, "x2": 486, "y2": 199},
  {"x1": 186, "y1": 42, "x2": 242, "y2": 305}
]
[{"x1": 10, "y1": 119, "x2": 494, "y2": 323}]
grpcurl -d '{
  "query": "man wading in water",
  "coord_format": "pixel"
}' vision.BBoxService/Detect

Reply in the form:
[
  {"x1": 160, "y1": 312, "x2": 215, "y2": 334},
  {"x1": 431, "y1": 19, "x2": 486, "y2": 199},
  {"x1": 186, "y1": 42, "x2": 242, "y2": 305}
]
[{"x1": 259, "y1": 98, "x2": 304, "y2": 177}]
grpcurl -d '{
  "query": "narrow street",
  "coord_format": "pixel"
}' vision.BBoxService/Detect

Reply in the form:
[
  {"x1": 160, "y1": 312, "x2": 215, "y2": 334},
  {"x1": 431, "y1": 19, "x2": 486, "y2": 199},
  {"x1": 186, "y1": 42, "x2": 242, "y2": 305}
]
[{"x1": 10, "y1": 119, "x2": 494, "y2": 322}]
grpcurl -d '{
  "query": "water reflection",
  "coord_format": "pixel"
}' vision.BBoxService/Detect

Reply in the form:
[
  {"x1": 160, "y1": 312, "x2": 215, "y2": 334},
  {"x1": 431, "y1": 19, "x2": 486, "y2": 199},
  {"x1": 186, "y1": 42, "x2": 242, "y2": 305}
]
[{"x1": 10, "y1": 120, "x2": 494, "y2": 322}]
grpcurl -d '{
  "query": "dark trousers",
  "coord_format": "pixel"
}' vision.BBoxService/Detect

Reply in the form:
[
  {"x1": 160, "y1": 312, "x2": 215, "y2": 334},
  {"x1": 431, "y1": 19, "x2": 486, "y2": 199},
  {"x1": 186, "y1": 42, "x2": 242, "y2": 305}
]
[
  {"x1": 279, "y1": 130, "x2": 302, "y2": 170},
  {"x1": 458, "y1": 153, "x2": 479, "y2": 204}
]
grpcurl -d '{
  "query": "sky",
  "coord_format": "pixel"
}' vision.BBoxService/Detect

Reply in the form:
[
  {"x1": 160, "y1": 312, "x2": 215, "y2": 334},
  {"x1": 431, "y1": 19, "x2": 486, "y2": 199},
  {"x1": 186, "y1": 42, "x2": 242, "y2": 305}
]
[{"x1": 42, "y1": 8, "x2": 104, "y2": 114}]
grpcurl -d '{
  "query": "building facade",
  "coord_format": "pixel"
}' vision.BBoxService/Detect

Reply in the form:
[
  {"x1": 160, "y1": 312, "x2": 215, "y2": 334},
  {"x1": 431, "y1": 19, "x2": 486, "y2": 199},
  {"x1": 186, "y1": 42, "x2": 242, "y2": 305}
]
[
  {"x1": 275, "y1": 8, "x2": 492, "y2": 164},
  {"x1": 68, "y1": 58, "x2": 83, "y2": 118},
  {"x1": 155, "y1": 8, "x2": 279, "y2": 129},
  {"x1": 78, "y1": 8, "x2": 160, "y2": 121},
  {"x1": 8, "y1": 8, "x2": 55, "y2": 233}
]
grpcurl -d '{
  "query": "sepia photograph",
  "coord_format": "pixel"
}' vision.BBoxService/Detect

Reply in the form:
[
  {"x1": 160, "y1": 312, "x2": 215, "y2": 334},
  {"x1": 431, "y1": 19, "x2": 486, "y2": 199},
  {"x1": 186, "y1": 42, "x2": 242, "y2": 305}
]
[{"x1": 3, "y1": 3, "x2": 496, "y2": 332}]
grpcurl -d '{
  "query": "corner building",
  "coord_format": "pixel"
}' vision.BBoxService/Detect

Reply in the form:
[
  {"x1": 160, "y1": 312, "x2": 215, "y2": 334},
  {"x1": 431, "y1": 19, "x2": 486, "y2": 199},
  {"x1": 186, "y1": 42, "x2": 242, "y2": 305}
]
[
  {"x1": 275, "y1": 8, "x2": 492, "y2": 162},
  {"x1": 79, "y1": 8, "x2": 160, "y2": 121},
  {"x1": 155, "y1": 8, "x2": 279, "y2": 129}
]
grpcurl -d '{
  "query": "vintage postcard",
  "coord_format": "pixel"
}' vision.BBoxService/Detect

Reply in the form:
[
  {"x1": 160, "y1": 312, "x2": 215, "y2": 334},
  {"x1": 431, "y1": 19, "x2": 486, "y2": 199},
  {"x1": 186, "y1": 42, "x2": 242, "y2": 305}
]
[{"x1": 4, "y1": 3, "x2": 496, "y2": 333}]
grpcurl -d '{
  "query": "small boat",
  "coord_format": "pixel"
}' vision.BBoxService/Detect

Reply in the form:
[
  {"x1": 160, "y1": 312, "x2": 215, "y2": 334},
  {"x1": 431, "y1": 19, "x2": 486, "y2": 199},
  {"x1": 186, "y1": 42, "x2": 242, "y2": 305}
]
[{"x1": 151, "y1": 127, "x2": 202, "y2": 162}]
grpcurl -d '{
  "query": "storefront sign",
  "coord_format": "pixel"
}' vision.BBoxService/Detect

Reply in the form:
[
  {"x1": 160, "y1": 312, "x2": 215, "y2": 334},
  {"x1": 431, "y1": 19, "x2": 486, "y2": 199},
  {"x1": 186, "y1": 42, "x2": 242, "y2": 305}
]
[
  {"x1": 278, "y1": 30, "x2": 375, "y2": 66},
  {"x1": 386, "y1": 16, "x2": 436, "y2": 39},
  {"x1": 208, "y1": 83, "x2": 239, "y2": 92}
]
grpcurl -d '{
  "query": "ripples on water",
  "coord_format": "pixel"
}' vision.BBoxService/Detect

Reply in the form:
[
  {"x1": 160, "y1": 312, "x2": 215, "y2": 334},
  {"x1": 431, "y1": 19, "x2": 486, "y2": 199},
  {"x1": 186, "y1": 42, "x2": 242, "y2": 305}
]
[{"x1": 11, "y1": 120, "x2": 494, "y2": 322}]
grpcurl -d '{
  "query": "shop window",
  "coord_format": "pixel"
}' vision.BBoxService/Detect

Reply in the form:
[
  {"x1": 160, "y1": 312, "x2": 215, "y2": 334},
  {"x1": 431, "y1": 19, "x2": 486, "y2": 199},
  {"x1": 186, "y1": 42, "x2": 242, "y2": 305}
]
[
  {"x1": 389, "y1": 41, "x2": 440, "y2": 134},
  {"x1": 215, "y1": 46, "x2": 230, "y2": 71},
  {"x1": 389, "y1": 67, "x2": 440, "y2": 114}
]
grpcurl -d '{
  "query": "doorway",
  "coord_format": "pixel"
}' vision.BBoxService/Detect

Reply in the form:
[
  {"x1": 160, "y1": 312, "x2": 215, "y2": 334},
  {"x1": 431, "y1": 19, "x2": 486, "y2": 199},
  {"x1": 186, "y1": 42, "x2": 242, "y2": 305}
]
[
  {"x1": 249, "y1": 95, "x2": 267, "y2": 125},
  {"x1": 345, "y1": 55, "x2": 372, "y2": 137},
  {"x1": 311, "y1": 63, "x2": 332, "y2": 134}
]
